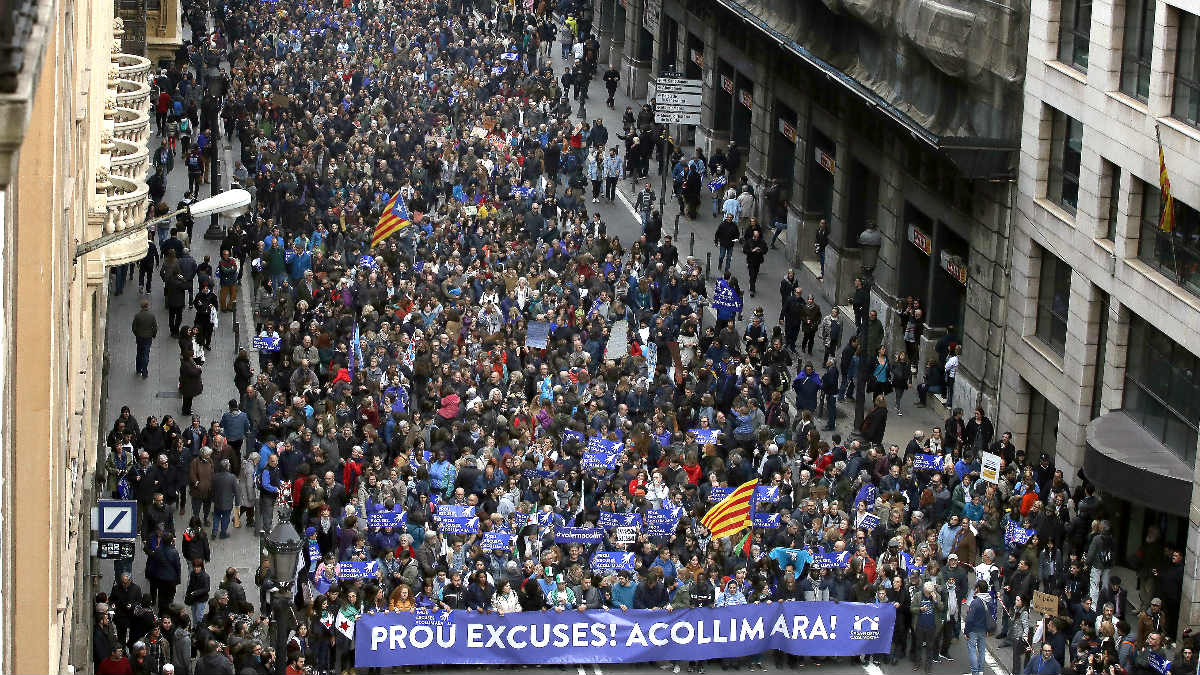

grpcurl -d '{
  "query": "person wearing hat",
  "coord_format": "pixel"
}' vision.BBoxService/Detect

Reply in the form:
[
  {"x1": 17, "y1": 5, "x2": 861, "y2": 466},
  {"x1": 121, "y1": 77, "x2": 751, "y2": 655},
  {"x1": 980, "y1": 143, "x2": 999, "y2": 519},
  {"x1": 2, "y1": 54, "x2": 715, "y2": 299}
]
[{"x1": 1136, "y1": 598, "x2": 1165, "y2": 648}]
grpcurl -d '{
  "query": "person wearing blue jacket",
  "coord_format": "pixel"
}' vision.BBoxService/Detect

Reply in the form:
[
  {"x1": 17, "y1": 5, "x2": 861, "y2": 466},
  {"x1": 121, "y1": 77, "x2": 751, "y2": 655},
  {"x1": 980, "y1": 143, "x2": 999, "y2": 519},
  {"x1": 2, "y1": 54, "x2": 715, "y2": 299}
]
[
  {"x1": 964, "y1": 580, "x2": 995, "y2": 675},
  {"x1": 1024, "y1": 644, "x2": 1063, "y2": 675},
  {"x1": 793, "y1": 362, "x2": 822, "y2": 414}
]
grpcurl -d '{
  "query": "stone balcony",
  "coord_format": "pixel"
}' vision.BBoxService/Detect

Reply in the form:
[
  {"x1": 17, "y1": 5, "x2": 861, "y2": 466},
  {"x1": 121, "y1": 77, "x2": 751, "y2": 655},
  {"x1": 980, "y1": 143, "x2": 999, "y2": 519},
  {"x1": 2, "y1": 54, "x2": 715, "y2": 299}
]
[
  {"x1": 112, "y1": 77, "x2": 151, "y2": 114},
  {"x1": 101, "y1": 173, "x2": 150, "y2": 267},
  {"x1": 109, "y1": 137, "x2": 148, "y2": 182},
  {"x1": 114, "y1": 53, "x2": 152, "y2": 85},
  {"x1": 109, "y1": 106, "x2": 149, "y2": 146}
]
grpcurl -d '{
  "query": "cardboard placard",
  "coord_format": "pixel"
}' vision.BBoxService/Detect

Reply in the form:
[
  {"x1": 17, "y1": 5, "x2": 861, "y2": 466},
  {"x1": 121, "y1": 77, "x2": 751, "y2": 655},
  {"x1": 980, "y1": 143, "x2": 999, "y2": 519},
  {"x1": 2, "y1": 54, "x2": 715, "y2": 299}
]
[
  {"x1": 980, "y1": 452, "x2": 1001, "y2": 485},
  {"x1": 1033, "y1": 590, "x2": 1059, "y2": 617}
]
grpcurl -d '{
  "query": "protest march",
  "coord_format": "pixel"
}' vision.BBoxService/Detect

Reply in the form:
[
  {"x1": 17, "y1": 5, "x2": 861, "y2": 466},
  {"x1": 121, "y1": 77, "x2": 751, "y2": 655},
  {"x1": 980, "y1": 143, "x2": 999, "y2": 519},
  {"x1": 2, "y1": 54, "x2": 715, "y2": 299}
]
[{"x1": 91, "y1": 0, "x2": 1194, "y2": 672}]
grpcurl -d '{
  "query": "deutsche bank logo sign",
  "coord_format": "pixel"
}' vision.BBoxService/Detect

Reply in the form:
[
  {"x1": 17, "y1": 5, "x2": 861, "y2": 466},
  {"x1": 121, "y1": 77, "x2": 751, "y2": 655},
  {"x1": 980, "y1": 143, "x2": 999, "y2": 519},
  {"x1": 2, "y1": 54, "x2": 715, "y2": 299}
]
[
  {"x1": 850, "y1": 615, "x2": 881, "y2": 640},
  {"x1": 97, "y1": 499, "x2": 138, "y2": 539}
]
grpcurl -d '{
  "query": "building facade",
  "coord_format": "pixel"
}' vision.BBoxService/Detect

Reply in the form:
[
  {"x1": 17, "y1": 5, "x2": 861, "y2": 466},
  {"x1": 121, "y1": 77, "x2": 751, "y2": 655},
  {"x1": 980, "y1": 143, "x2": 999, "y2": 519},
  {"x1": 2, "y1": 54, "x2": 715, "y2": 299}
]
[
  {"x1": 0, "y1": 0, "x2": 152, "y2": 671},
  {"x1": 1004, "y1": 0, "x2": 1200, "y2": 635},
  {"x1": 597, "y1": 0, "x2": 1028, "y2": 417}
]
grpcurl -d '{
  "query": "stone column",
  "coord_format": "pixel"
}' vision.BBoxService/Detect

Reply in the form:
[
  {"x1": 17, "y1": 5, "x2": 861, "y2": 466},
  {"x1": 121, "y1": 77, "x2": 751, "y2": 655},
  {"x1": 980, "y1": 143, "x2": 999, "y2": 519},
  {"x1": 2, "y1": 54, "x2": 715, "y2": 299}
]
[
  {"x1": 596, "y1": 0, "x2": 614, "y2": 63},
  {"x1": 620, "y1": 0, "x2": 651, "y2": 100}
]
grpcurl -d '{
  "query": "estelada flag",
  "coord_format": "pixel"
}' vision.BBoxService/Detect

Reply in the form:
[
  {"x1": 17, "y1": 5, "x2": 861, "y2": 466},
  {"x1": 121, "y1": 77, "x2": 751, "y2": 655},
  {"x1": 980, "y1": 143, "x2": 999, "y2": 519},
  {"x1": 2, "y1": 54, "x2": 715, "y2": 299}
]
[
  {"x1": 701, "y1": 478, "x2": 757, "y2": 539},
  {"x1": 371, "y1": 190, "x2": 411, "y2": 247}
]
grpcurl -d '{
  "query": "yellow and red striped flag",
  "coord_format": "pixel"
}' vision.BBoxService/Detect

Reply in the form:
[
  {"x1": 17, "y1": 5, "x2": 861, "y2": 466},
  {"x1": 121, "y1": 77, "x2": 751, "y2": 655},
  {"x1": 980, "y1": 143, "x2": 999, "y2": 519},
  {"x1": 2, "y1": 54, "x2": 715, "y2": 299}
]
[
  {"x1": 701, "y1": 478, "x2": 758, "y2": 539},
  {"x1": 371, "y1": 190, "x2": 411, "y2": 248},
  {"x1": 1156, "y1": 127, "x2": 1176, "y2": 233}
]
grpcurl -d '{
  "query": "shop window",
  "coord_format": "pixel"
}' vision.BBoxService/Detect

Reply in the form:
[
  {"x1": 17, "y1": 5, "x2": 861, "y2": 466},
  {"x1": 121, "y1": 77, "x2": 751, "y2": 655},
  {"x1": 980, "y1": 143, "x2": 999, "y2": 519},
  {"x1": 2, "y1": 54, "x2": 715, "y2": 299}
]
[
  {"x1": 1036, "y1": 247, "x2": 1072, "y2": 355},
  {"x1": 1124, "y1": 316, "x2": 1200, "y2": 463},
  {"x1": 1027, "y1": 388, "x2": 1061, "y2": 461}
]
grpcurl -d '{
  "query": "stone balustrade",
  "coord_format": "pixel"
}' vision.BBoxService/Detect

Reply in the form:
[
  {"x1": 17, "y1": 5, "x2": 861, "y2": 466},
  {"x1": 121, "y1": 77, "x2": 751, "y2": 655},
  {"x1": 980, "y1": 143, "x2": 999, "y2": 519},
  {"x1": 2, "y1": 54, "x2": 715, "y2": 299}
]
[
  {"x1": 114, "y1": 53, "x2": 152, "y2": 85},
  {"x1": 109, "y1": 137, "x2": 148, "y2": 182},
  {"x1": 102, "y1": 174, "x2": 150, "y2": 266},
  {"x1": 109, "y1": 106, "x2": 150, "y2": 146},
  {"x1": 112, "y1": 78, "x2": 152, "y2": 114}
]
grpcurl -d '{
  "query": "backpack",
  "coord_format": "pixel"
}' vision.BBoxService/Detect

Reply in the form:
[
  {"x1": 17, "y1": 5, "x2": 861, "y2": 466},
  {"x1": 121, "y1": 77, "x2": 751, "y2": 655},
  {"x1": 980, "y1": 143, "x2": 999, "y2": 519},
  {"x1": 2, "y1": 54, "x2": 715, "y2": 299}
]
[{"x1": 1097, "y1": 535, "x2": 1113, "y2": 566}]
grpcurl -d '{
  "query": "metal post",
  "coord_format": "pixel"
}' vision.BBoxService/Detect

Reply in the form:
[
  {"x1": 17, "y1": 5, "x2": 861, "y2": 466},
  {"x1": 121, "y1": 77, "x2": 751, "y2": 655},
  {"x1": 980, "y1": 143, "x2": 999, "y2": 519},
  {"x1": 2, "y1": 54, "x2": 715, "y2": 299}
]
[
  {"x1": 705, "y1": 251, "x2": 711, "y2": 280},
  {"x1": 689, "y1": 231, "x2": 695, "y2": 257},
  {"x1": 659, "y1": 128, "x2": 668, "y2": 216},
  {"x1": 853, "y1": 270, "x2": 873, "y2": 435},
  {"x1": 674, "y1": 213, "x2": 680, "y2": 239}
]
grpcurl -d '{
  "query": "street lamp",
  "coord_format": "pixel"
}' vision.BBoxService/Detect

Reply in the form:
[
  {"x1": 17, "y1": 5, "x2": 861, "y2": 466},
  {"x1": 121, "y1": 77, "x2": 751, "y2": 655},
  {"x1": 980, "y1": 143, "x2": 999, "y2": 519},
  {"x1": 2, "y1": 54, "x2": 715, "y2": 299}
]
[
  {"x1": 852, "y1": 222, "x2": 882, "y2": 435},
  {"x1": 74, "y1": 188, "x2": 252, "y2": 259},
  {"x1": 261, "y1": 504, "x2": 301, "y2": 675}
]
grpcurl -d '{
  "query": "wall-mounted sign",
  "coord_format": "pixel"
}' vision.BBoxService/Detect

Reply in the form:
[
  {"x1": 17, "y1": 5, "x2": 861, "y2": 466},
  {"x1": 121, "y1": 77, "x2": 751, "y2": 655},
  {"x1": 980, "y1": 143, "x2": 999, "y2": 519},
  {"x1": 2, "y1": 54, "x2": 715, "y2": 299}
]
[
  {"x1": 778, "y1": 118, "x2": 797, "y2": 143},
  {"x1": 815, "y1": 147, "x2": 836, "y2": 175},
  {"x1": 720, "y1": 75, "x2": 734, "y2": 94},
  {"x1": 907, "y1": 224, "x2": 932, "y2": 256},
  {"x1": 643, "y1": 0, "x2": 661, "y2": 35},
  {"x1": 940, "y1": 250, "x2": 968, "y2": 285},
  {"x1": 739, "y1": 90, "x2": 753, "y2": 109},
  {"x1": 690, "y1": 49, "x2": 704, "y2": 69}
]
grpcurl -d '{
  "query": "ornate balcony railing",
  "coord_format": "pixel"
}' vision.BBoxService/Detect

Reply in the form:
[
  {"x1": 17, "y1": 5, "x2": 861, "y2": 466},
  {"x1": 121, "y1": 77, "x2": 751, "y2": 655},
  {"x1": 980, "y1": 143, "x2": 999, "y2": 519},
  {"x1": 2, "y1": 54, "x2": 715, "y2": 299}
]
[
  {"x1": 109, "y1": 106, "x2": 150, "y2": 145},
  {"x1": 113, "y1": 52, "x2": 152, "y2": 85},
  {"x1": 112, "y1": 77, "x2": 152, "y2": 114},
  {"x1": 109, "y1": 137, "x2": 148, "y2": 182},
  {"x1": 102, "y1": 173, "x2": 150, "y2": 267}
]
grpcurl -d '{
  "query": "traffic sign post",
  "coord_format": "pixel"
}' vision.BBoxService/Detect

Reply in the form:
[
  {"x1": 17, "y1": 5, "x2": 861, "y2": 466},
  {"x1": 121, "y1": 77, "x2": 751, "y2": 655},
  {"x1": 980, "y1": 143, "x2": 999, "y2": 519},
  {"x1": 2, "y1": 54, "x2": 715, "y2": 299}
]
[
  {"x1": 97, "y1": 499, "x2": 138, "y2": 539},
  {"x1": 653, "y1": 72, "x2": 702, "y2": 126}
]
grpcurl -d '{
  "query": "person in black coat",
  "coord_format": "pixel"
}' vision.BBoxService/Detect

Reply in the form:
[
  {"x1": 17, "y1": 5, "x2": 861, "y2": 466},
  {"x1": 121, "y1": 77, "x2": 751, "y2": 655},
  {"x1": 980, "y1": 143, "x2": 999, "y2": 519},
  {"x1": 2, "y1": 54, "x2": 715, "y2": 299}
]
[
  {"x1": 861, "y1": 394, "x2": 889, "y2": 446},
  {"x1": 633, "y1": 568, "x2": 670, "y2": 609},
  {"x1": 184, "y1": 558, "x2": 211, "y2": 627},
  {"x1": 179, "y1": 355, "x2": 203, "y2": 416},
  {"x1": 145, "y1": 532, "x2": 182, "y2": 617}
]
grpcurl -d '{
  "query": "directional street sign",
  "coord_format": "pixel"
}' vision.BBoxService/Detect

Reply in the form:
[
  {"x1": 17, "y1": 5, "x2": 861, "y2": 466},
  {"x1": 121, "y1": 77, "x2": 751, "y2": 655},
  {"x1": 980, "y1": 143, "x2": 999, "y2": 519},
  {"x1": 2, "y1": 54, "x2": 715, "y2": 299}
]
[
  {"x1": 97, "y1": 499, "x2": 138, "y2": 539},
  {"x1": 654, "y1": 111, "x2": 701, "y2": 125},
  {"x1": 656, "y1": 92, "x2": 703, "y2": 106}
]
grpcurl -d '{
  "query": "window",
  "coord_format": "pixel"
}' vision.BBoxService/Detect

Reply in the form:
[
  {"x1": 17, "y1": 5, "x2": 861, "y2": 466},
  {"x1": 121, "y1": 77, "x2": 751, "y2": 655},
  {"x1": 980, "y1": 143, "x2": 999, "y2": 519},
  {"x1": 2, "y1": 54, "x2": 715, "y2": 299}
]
[
  {"x1": 1027, "y1": 388, "x2": 1061, "y2": 460},
  {"x1": 1138, "y1": 180, "x2": 1200, "y2": 296},
  {"x1": 1173, "y1": 11, "x2": 1200, "y2": 127},
  {"x1": 1124, "y1": 317, "x2": 1200, "y2": 463},
  {"x1": 1102, "y1": 159, "x2": 1121, "y2": 240},
  {"x1": 1047, "y1": 109, "x2": 1083, "y2": 213},
  {"x1": 1036, "y1": 248, "x2": 1072, "y2": 355},
  {"x1": 1059, "y1": 0, "x2": 1092, "y2": 70},
  {"x1": 1120, "y1": 0, "x2": 1155, "y2": 100},
  {"x1": 1090, "y1": 292, "x2": 1110, "y2": 420}
]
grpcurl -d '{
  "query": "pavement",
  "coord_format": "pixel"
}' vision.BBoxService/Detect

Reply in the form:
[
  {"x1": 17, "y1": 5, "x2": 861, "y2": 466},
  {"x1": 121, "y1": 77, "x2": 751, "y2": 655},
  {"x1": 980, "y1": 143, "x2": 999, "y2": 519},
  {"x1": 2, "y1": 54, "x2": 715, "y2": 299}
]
[{"x1": 93, "y1": 22, "x2": 1034, "y2": 675}]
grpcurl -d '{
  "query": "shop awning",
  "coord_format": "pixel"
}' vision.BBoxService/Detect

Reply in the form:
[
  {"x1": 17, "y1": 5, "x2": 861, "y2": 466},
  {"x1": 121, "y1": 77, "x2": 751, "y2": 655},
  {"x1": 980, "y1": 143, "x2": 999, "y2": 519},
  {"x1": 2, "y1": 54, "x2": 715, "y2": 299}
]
[
  {"x1": 713, "y1": 0, "x2": 1018, "y2": 180},
  {"x1": 1083, "y1": 411, "x2": 1192, "y2": 517}
]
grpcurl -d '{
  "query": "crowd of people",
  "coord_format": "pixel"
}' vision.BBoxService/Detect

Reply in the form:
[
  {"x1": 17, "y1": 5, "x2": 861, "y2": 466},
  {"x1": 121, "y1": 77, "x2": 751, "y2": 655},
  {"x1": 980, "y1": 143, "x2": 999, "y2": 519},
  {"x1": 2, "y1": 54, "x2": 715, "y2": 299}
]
[{"x1": 93, "y1": 0, "x2": 1192, "y2": 674}]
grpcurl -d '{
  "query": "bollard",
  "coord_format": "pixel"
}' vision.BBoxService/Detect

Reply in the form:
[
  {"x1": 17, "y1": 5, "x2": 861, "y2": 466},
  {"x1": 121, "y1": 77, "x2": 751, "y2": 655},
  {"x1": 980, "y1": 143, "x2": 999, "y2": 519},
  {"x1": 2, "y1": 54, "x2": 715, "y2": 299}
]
[
  {"x1": 705, "y1": 252, "x2": 711, "y2": 280},
  {"x1": 674, "y1": 213, "x2": 680, "y2": 239},
  {"x1": 689, "y1": 231, "x2": 695, "y2": 257}
]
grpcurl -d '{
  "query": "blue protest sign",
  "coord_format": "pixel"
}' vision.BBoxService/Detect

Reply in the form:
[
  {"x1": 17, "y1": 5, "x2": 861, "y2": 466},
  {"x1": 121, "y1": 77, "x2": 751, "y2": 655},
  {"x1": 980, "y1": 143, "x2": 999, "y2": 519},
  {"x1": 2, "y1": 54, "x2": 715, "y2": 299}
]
[
  {"x1": 359, "y1": 255, "x2": 379, "y2": 270},
  {"x1": 440, "y1": 516, "x2": 481, "y2": 535},
  {"x1": 900, "y1": 551, "x2": 926, "y2": 576},
  {"x1": 753, "y1": 486, "x2": 780, "y2": 503},
  {"x1": 591, "y1": 551, "x2": 636, "y2": 573},
  {"x1": 562, "y1": 429, "x2": 585, "y2": 446},
  {"x1": 553, "y1": 527, "x2": 605, "y2": 546},
  {"x1": 522, "y1": 468, "x2": 558, "y2": 479},
  {"x1": 853, "y1": 485, "x2": 877, "y2": 509},
  {"x1": 500, "y1": 52, "x2": 519, "y2": 61},
  {"x1": 480, "y1": 531, "x2": 515, "y2": 553},
  {"x1": 525, "y1": 321, "x2": 551, "y2": 348},
  {"x1": 708, "y1": 487, "x2": 734, "y2": 503},
  {"x1": 1148, "y1": 653, "x2": 1171, "y2": 675},
  {"x1": 491, "y1": 65, "x2": 506, "y2": 76},
  {"x1": 252, "y1": 335, "x2": 282, "y2": 351},
  {"x1": 712, "y1": 279, "x2": 742, "y2": 314},
  {"x1": 1004, "y1": 520, "x2": 1035, "y2": 548},
  {"x1": 337, "y1": 560, "x2": 380, "y2": 579},
  {"x1": 707, "y1": 176, "x2": 727, "y2": 193},
  {"x1": 356, "y1": 601, "x2": 897, "y2": 667},
  {"x1": 690, "y1": 428, "x2": 720, "y2": 445},
  {"x1": 810, "y1": 551, "x2": 851, "y2": 569},
  {"x1": 752, "y1": 512, "x2": 782, "y2": 528},
  {"x1": 644, "y1": 508, "x2": 682, "y2": 536},
  {"x1": 912, "y1": 453, "x2": 942, "y2": 471},
  {"x1": 367, "y1": 510, "x2": 407, "y2": 529},
  {"x1": 597, "y1": 512, "x2": 642, "y2": 530},
  {"x1": 582, "y1": 437, "x2": 622, "y2": 470},
  {"x1": 857, "y1": 513, "x2": 880, "y2": 531},
  {"x1": 438, "y1": 505, "x2": 475, "y2": 519},
  {"x1": 511, "y1": 512, "x2": 531, "y2": 529},
  {"x1": 510, "y1": 185, "x2": 534, "y2": 198}
]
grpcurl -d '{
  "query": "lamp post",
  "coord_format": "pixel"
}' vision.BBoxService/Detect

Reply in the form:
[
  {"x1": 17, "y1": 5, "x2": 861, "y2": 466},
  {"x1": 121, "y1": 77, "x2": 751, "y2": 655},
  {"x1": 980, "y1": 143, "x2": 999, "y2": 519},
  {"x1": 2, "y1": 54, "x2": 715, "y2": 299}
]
[
  {"x1": 852, "y1": 222, "x2": 882, "y2": 435},
  {"x1": 261, "y1": 502, "x2": 301, "y2": 675},
  {"x1": 74, "y1": 189, "x2": 252, "y2": 259}
]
